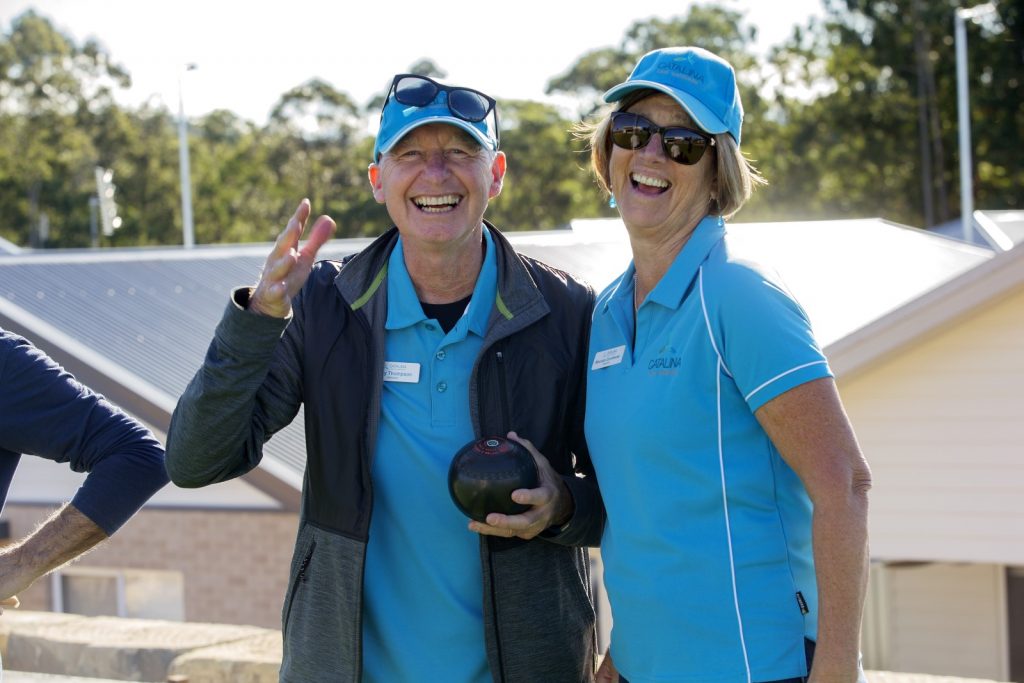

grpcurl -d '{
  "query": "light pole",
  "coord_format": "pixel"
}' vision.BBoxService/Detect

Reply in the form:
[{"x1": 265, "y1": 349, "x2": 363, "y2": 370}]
[
  {"x1": 955, "y1": 2, "x2": 997, "y2": 242},
  {"x1": 178, "y1": 63, "x2": 198, "y2": 248}
]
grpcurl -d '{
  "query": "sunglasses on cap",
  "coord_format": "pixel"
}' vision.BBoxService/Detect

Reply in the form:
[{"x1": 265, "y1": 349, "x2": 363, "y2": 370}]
[
  {"x1": 610, "y1": 111, "x2": 715, "y2": 165},
  {"x1": 385, "y1": 74, "x2": 500, "y2": 141}
]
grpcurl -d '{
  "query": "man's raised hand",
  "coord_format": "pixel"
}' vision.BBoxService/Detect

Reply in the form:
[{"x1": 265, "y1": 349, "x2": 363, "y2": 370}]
[{"x1": 250, "y1": 199, "x2": 336, "y2": 318}]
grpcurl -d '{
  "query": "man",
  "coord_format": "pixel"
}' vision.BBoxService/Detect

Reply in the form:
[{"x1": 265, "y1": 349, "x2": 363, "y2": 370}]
[
  {"x1": 0, "y1": 327, "x2": 169, "y2": 608},
  {"x1": 165, "y1": 73, "x2": 602, "y2": 682}
]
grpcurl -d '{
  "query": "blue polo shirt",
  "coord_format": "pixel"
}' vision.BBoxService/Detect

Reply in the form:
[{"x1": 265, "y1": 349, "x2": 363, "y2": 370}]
[
  {"x1": 585, "y1": 216, "x2": 832, "y2": 683},
  {"x1": 362, "y1": 229, "x2": 496, "y2": 683}
]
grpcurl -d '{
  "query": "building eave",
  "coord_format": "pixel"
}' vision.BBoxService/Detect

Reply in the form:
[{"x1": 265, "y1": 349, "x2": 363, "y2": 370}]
[{"x1": 826, "y1": 244, "x2": 1024, "y2": 379}]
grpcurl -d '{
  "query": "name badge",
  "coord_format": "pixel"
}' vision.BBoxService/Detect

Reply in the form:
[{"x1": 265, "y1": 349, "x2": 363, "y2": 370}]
[
  {"x1": 383, "y1": 361, "x2": 421, "y2": 383},
  {"x1": 591, "y1": 345, "x2": 626, "y2": 370}
]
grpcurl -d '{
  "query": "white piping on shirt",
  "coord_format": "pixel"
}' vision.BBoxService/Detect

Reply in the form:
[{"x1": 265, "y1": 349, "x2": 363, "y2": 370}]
[
  {"x1": 744, "y1": 360, "x2": 830, "y2": 403},
  {"x1": 699, "y1": 267, "x2": 732, "y2": 379},
  {"x1": 699, "y1": 267, "x2": 752, "y2": 683}
]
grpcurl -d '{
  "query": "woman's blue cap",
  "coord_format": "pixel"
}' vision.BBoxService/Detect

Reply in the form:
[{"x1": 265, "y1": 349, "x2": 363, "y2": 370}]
[
  {"x1": 603, "y1": 46, "x2": 744, "y2": 145},
  {"x1": 373, "y1": 89, "x2": 499, "y2": 161}
]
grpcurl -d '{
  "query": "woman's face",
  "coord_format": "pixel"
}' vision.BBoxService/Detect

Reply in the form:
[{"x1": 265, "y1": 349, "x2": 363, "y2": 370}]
[{"x1": 608, "y1": 93, "x2": 717, "y2": 241}]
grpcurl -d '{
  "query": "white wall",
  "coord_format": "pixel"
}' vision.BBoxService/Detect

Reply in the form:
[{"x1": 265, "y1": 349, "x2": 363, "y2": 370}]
[
  {"x1": 839, "y1": 286, "x2": 1024, "y2": 565},
  {"x1": 863, "y1": 563, "x2": 1008, "y2": 681}
]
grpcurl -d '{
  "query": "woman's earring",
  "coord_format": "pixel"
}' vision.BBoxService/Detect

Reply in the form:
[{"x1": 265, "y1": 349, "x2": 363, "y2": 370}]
[{"x1": 609, "y1": 194, "x2": 617, "y2": 209}]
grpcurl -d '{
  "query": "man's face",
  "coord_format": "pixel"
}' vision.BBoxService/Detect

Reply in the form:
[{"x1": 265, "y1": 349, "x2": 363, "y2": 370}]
[{"x1": 368, "y1": 124, "x2": 506, "y2": 250}]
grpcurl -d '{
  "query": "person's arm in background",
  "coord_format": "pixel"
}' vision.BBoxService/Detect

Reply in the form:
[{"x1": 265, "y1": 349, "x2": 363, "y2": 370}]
[
  {"x1": 0, "y1": 503, "x2": 106, "y2": 603},
  {"x1": 0, "y1": 330, "x2": 169, "y2": 603},
  {"x1": 756, "y1": 377, "x2": 872, "y2": 683}
]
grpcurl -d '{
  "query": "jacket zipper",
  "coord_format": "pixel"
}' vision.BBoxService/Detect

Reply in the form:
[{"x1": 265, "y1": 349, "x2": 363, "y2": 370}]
[
  {"x1": 489, "y1": 347, "x2": 510, "y2": 682},
  {"x1": 284, "y1": 539, "x2": 316, "y2": 633},
  {"x1": 495, "y1": 349, "x2": 511, "y2": 432},
  {"x1": 355, "y1": 308, "x2": 375, "y2": 683},
  {"x1": 487, "y1": 545, "x2": 507, "y2": 683}
]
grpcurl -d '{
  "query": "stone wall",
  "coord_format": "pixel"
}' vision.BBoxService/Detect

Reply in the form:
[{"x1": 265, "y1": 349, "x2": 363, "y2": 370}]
[
  {"x1": 0, "y1": 611, "x2": 277, "y2": 682},
  {"x1": 0, "y1": 611, "x2": 1004, "y2": 683}
]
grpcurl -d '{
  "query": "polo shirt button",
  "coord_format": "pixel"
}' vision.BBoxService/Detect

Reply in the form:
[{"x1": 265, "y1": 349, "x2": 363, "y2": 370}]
[
  {"x1": 435, "y1": 350, "x2": 446, "y2": 361},
  {"x1": 436, "y1": 381, "x2": 448, "y2": 393},
  {"x1": 424, "y1": 323, "x2": 436, "y2": 332}
]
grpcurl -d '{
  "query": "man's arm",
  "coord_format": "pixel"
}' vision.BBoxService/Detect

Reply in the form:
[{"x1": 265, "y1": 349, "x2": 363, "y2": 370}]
[
  {"x1": 547, "y1": 294, "x2": 605, "y2": 547},
  {"x1": 165, "y1": 199, "x2": 335, "y2": 487},
  {"x1": 0, "y1": 329, "x2": 168, "y2": 606},
  {"x1": 470, "y1": 286, "x2": 605, "y2": 546},
  {"x1": 0, "y1": 333, "x2": 168, "y2": 536},
  {"x1": 0, "y1": 503, "x2": 106, "y2": 601}
]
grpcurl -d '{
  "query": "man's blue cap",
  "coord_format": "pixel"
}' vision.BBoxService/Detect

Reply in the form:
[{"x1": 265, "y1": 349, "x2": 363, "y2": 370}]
[
  {"x1": 373, "y1": 88, "x2": 499, "y2": 161},
  {"x1": 603, "y1": 46, "x2": 744, "y2": 145}
]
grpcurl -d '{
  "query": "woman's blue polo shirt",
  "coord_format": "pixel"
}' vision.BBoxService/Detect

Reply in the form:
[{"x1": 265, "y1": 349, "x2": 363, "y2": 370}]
[{"x1": 585, "y1": 216, "x2": 833, "y2": 683}]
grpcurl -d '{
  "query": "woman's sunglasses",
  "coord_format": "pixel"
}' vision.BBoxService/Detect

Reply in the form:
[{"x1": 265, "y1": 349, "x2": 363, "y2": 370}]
[
  {"x1": 385, "y1": 74, "x2": 499, "y2": 141},
  {"x1": 610, "y1": 111, "x2": 715, "y2": 165}
]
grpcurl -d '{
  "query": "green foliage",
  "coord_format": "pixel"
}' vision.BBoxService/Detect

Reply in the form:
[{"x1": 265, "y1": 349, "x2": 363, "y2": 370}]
[
  {"x1": 486, "y1": 99, "x2": 613, "y2": 230},
  {"x1": 0, "y1": 5, "x2": 1020, "y2": 248},
  {"x1": 750, "y1": 0, "x2": 1022, "y2": 225},
  {"x1": 547, "y1": 5, "x2": 761, "y2": 118}
]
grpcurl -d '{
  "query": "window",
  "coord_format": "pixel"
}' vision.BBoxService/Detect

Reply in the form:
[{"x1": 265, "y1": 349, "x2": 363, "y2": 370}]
[{"x1": 50, "y1": 567, "x2": 185, "y2": 621}]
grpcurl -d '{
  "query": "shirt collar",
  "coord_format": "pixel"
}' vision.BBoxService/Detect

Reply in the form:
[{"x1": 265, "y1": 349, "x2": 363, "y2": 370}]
[
  {"x1": 649, "y1": 215, "x2": 726, "y2": 311},
  {"x1": 384, "y1": 227, "x2": 497, "y2": 337},
  {"x1": 464, "y1": 227, "x2": 497, "y2": 337},
  {"x1": 385, "y1": 237, "x2": 426, "y2": 331},
  {"x1": 602, "y1": 215, "x2": 726, "y2": 316}
]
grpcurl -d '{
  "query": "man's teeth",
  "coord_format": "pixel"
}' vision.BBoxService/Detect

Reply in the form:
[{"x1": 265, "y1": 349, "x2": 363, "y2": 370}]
[
  {"x1": 414, "y1": 195, "x2": 461, "y2": 212},
  {"x1": 631, "y1": 173, "x2": 669, "y2": 189}
]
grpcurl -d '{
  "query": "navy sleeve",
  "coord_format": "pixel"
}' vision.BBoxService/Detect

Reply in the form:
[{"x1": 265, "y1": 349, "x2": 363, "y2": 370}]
[
  {"x1": 0, "y1": 330, "x2": 169, "y2": 534},
  {"x1": 0, "y1": 449, "x2": 22, "y2": 518}
]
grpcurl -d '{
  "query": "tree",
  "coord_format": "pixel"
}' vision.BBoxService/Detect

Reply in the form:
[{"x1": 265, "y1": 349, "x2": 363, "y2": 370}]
[
  {"x1": 546, "y1": 6, "x2": 761, "y2": 119},
  {"x1": 757, "y1": 0, "x2": 1022, "y2": 226},
  {"x1": 0, "y1": 11, "x2": 132, "y2": 247},
  {"x1": 485, "y1": 99, "x2": 612, "y2": 231},
  {"x1": 263, "y1": 78, "x2": 373, "y2": 237}
]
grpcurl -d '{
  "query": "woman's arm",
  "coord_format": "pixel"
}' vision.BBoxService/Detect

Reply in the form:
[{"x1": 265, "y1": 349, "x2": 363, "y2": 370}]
[{"x1": 755, "y1": 377, "x2": 872, "y2": 683}]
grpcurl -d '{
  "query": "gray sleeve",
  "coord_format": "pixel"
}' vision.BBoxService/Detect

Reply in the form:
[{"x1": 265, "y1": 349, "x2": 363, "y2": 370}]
[
  {"x1": 165, "y1": 287, "x2": 305, "y2": 487},
  {"x1": 542, "y1": 285, "x2": 605, "y2": 548},
  {"x1": 541, "y1": 473, "x2": 604, "y2": 548}
]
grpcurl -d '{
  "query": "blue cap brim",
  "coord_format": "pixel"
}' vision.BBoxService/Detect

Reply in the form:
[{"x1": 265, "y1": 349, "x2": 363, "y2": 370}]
[
  {"x1": 374, "y1": 92, "x2": 498, "y2": 160},
  {"x1": 604, "y1": 81, "x2": 730, "y2": 139},
  {"x1": 376, "y1": 115, "x2": 495, "y2": 158}
]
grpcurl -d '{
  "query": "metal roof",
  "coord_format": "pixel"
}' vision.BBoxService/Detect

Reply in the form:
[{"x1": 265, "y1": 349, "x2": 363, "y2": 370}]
[
  {"x1": 0, "y1": 219, "x2": 995, "y2": 502},
  {"x1": 928, "y1": 209, "x2": 1024, "y2": 252}
]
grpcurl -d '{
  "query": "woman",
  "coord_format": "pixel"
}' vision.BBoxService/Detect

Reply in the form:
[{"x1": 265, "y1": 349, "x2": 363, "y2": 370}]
[{"x1": 583, "y1": 47, "x2": 872, "y2": 683}]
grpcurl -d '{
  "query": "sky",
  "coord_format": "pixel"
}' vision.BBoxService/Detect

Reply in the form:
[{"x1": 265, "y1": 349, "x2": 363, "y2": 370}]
[{"x1": 3, "y1": 0, "x2": 825, "y2": 125}]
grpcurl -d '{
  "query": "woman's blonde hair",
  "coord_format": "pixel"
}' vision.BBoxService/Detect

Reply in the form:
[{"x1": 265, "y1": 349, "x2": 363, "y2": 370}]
[{"x1": 577, "y1": 90, "x2": 767, "y2": 219}]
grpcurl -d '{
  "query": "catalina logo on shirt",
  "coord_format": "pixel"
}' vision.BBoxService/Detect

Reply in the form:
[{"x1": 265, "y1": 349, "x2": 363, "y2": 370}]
[{"x1": 648, "y1": 345, "x2": 681, "y2": 376}]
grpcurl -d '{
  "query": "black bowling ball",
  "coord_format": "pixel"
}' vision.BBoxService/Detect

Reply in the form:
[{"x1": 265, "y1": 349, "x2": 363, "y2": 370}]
[{"x1": 448, "y1": 436, "x2": 539, "y2": 523}]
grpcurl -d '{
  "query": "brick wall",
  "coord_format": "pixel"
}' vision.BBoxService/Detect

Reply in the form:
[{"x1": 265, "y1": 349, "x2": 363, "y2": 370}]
[{"x1": 4, "y1": 505, "x2": 299, "y2": 629}]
